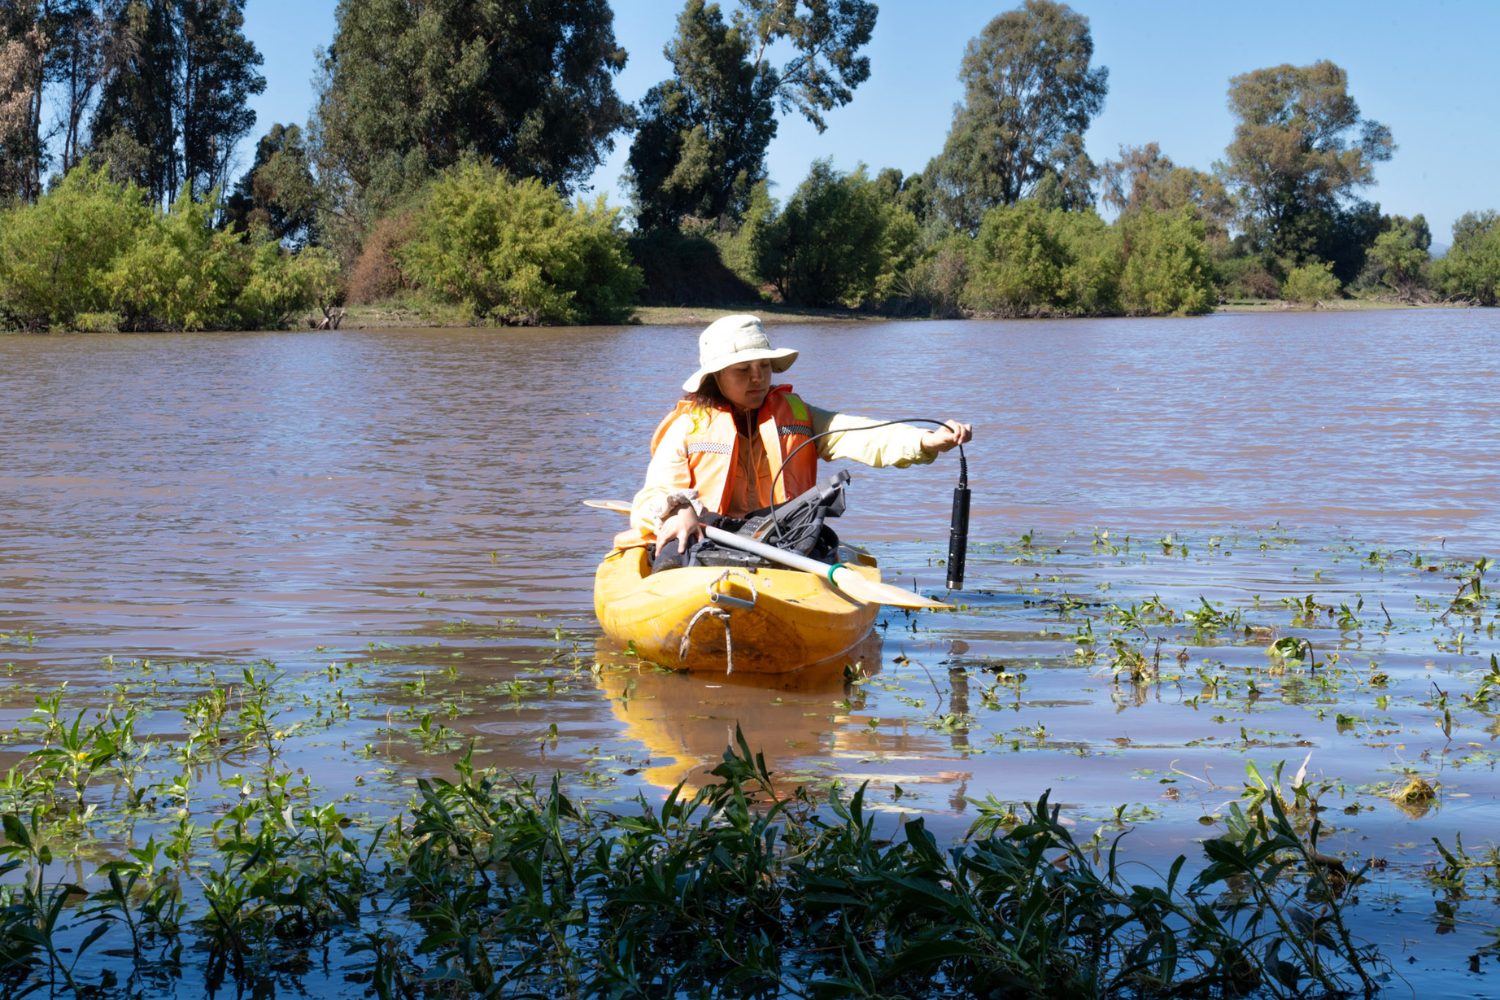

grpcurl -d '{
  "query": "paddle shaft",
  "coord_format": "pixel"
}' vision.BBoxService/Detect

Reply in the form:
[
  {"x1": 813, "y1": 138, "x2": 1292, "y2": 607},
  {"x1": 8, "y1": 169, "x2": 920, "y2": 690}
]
[
  {"x1": 702, "y1": 524, "x2": 848, "y2": 579},
  {"x1": 581, "y1": 500, "x2": 947, "y2": 608}
]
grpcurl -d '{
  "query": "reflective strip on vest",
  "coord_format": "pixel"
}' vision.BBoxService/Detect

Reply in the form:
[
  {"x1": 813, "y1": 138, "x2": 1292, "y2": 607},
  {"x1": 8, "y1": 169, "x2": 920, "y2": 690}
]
[
  {"x1": 685, "y1": 441, "x2": 733, "y2": 455},
  {"x1": 778, "y1": 424, "x2": 813, "y2": 438}
]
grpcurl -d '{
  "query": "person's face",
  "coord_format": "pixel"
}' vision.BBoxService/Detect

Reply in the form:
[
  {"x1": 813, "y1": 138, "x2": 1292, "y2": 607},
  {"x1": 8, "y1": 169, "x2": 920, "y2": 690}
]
[{"x1": 714, "y1": 359, "x2": 773, "y2": 412}]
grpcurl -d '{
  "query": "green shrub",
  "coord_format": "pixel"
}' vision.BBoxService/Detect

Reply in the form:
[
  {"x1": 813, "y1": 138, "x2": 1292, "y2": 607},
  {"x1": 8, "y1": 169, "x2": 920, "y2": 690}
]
[
  {"x1": 1281, "y1": 259, "x2": 1341, "y2": 305},
  {"x1": 907, "y1": 233, "x2": 972, "y2": 318},
  {"x1": 1363, "y1": 215, "x2": 1430, "y2": 301},
  {"x1": 1216, "y1": 255, "x2": 1281, "y2": 300},
  {"x1": 712, "y1": 181, "x2": 776, "y2": 291},
  {"x1": 871, "y1": 203, "x2": 922, "y2": 308},
  {"x1": 963, "y1": 200, "x2": 1063, "y2": 315},
  {"x1": 0, "y1": 161, "x2": 333, "y2": 332},
  {"x1": 103, "y1": 191, "x2": 248, "y2": 331},
  {"x1": 1056, "y1": 209, "x2": 1122, "y2": 315},
  {"x1": 1119, "y1": 208, "x2": 1216, "y2": 316},
  {"x1": 964, "y1": 200, "x2": 1121, "y2": 317},
  {"x1": 752, "y1": 161, "x2": 891, "y2": 309},
  {"x1": 1433, "y1": 211, "x2": 1500, "y2": 305},
  {"x1": 237, "y1": 243, "x2": 343, "y2": 329},
  {"x1": 0, "y1": 161, "x2": 150, "y2": 330},
  {"x1": 397, "y1": 161, "x2": 641, "y2": 325}
]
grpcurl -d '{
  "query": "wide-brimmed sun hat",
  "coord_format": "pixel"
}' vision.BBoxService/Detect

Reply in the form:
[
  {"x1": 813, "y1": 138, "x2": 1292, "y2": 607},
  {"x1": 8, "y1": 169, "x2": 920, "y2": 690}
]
[{"x1": 682, "y1": 314, "x2": 799, "y2": 393}]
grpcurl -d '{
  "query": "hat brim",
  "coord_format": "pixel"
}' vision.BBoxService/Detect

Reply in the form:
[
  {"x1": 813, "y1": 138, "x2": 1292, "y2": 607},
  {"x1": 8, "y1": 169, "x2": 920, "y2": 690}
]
[{"x1": 682, "y1": 347, "x2": 798, "y2": 393}]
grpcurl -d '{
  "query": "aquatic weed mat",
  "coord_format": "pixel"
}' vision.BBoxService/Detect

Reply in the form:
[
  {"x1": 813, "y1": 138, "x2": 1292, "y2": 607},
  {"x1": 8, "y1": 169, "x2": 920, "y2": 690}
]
[
  {"x1": 0, "y1": 527, "x2": 1497, "y2": 993},
  {"x1": 857, "y1": 525, "x2": 1500, "y2": 985}
]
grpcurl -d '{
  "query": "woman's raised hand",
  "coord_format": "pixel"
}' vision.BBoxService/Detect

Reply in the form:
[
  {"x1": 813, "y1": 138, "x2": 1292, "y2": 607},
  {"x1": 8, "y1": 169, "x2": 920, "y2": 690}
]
[{"x1": 920, "y1": 420, "x2": 973, "y2": 455}]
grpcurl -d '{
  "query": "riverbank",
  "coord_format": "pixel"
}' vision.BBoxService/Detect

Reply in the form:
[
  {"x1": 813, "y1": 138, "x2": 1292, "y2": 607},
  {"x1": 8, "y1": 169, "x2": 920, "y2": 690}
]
[
  {"x1": 1216, "y1": 296, "x2": 1442, "y2": 312},
  {"x1": 337, "y1": 300, "x2": 880, "y2": 329},
  {"x1": 335, "y1": 295, "x2": 1442, "y2": 330}
]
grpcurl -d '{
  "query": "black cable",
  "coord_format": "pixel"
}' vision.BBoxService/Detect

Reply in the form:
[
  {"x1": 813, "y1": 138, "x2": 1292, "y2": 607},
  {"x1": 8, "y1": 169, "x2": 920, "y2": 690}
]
[{"x1": 762, "y1": 417, "x2": 968, "y2": 550}]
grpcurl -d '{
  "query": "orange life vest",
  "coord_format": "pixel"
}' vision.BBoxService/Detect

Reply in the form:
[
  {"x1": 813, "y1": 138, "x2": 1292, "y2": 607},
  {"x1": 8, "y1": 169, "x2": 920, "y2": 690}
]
[{"x1": 613, "y1": 385, "x2": 818, "y2": 549}]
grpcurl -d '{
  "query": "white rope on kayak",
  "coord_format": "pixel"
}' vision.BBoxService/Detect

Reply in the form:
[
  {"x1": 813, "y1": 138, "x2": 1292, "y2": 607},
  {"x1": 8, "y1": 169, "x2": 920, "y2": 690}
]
[
  {"x1": 680, "y1": 605, "x2": 734, "y2": 674},
  {"x1": 680, "y1": 570, "x2": 757, "y2": 675}
]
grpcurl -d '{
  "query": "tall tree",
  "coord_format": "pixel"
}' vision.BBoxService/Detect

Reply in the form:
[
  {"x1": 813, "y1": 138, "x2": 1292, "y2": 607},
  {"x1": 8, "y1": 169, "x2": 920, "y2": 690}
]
[
  {"x1": 0, "y1": 1, "x2": 47, "y2": 201},
  {"x1": 626, "y1": 0, "x2": 876, "y2": 231},
  {"x1": 1100, "y1": 143, "x2": 1233, "y2": 247},
  {"x1": 0, "y1": 1, "x2": 128, "y2": 197},
  {"x1": 44, "y1": 0, "x2": 107, "y2": 174},
  {"x1": 89, "y1": 0, "x2": 262, "y2": 204},
  {"x1": 178, "y1": 0, "x2": 261, "y2": 198},
  {"x1": 1220, "y1": 60, "x2": 1392, "y2": 275},
  {"x1": 314, "y1": 0, "x2": 629, "y2": 204},
  {"x1": 626, "y1": 0, "x2": 778, "y2": 230},
  {"x1": 928, "y1": 0, "x2": 1107, "y2": 232},
  {"x1": 89, "y1": 0, "x2": 180, "y2": 201},
  {"x1": 223, "y1": 122, "x2": 317, "y2": 245}
]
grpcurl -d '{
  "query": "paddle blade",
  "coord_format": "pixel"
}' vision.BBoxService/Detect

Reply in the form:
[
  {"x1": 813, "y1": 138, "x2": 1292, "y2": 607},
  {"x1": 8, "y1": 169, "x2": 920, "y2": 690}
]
[
  {"x1": 832, "y1": 568, "x2": 950, "y2": 610},
  {"x1": 583, "y1": 499, "x2": 632, "y2": 513}
]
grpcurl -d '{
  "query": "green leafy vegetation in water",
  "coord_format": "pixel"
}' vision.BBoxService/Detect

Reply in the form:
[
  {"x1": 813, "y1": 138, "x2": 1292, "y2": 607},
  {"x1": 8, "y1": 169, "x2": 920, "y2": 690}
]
[
  {"x1": 0, "y1": 690, "x2": 1386, "y2": 999},
  {"x1": 2, "y1": 527, "x2": 1500, "y2": 993}
]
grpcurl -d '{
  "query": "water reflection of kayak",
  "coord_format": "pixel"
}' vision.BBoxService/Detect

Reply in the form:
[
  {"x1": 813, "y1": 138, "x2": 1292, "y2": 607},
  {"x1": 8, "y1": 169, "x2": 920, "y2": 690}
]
[
  {"x1": 594, "y1": 633, "x2": 883, "y2": 791},
  {"x1": 593, "y1": 544, "x2": 882, "y2": 674}
]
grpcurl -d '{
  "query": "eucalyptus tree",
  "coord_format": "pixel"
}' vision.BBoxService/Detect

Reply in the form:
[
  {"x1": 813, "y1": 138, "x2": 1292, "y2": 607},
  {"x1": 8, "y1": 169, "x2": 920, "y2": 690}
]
[
  {"x1": 177, "y1": 0, "x2": 260, "y2": 197},
  {"x1": 1220, "y1": 60, "x2": 1392, "y2": 280},
  {"x1": 88, "y1": 0, "x2": 179, "y2": 201},
  {"x1": 928, "y1": 0, "x2": 1108, "y2": 232},
  {"x1": 626, "y1": 0, "x2": 877, "y2": 231},
  {"x1": 314, "y1": 0, "x2": 629, "y2": 211},
  {"x1": 1099, "y1": 142, "x2": 1232, "y2": 248},
  {"x1": 89, "y1": 0, "x2": 264, "y2": 205},
  {"x1": 45, "y1": 0, "x2": 109, "y2": 174},
  {"x1": 223, "y1": 122, "x2": 317, "y2": 246},
  {"x1": 0, "y1": 1, "x2": 46, "y2": 200},
  {"x1": 0, "y1": 0, "x2": 104, "y2": 200}
]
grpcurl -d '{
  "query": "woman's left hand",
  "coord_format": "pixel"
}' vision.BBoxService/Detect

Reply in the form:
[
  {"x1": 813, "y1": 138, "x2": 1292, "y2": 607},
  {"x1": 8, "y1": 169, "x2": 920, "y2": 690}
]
[{"x1": 921, "y1": 419, "x2": 973, "y2": 455}]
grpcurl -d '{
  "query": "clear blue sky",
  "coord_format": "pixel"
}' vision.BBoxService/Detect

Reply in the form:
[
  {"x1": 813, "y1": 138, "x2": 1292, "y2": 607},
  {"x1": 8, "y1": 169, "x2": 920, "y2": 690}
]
[{"x1": 243, "y1": 0, "x2": 1499, "y2": 243}]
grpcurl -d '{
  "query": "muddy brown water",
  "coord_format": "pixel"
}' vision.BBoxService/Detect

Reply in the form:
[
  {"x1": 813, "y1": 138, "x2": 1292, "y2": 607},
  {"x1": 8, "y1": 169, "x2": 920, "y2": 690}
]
[{"x1": 4, "y1": 308, "x2": 1500, "y2": 988}]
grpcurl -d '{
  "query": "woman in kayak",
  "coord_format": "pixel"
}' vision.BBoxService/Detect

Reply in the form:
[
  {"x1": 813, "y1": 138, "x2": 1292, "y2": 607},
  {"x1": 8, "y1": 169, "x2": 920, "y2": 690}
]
[{"x1": 624, "y1": 314, "x2": 972, "y2": 569}]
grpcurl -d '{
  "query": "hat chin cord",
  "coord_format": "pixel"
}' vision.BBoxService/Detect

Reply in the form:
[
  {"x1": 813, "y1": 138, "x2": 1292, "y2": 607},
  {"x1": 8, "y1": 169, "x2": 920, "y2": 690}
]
[{"x1": 762, "y1": 418, "x2": 970, "y2": 592}]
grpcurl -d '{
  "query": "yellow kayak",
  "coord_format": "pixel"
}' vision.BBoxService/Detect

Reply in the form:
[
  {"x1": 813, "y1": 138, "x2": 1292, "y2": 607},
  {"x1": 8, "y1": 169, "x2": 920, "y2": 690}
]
[{"x1": 593, "y1": 545, "x2": 882, "y2": 674}]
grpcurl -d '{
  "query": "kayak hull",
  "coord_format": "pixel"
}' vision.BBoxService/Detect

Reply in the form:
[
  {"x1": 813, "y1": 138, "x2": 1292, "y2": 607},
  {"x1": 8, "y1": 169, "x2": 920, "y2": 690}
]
[{"x1": 593, "y1": 547, "x2": 881, "y2": 674}]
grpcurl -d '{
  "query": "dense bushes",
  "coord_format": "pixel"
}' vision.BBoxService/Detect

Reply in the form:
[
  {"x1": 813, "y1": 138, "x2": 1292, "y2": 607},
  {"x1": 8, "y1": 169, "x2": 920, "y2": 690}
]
[
  {"x1": 1118, "y1": 209, "x2": 1216, "y2": 316},
  {"x1": 0, "y1": 164, "x2": 149, "y2": 329},
  {"x1": 395, "y1": 161, "x2": 641, "y2": 325},
  {"x1": 0, "y1": 162, "x2": 337, "y2": 331},
  {"x1": 1282, "y1": 260, "x2": 1341, "y2": 305},
  {"x1": 712, "y1": 163, "x2": 1219, "y2": 319},
  {"x1": 959, "y1": 201, "x2": 1213, "y2": 318},
  {"x1": 1433, "y1": 210, "x2": 1500, "y2": 305},
  {"x1": 752, "y1": 161, "x2": 910, "y2": 309},
  {"x1": 0, "y1": 159, "x2": 642, "y2": 332}
]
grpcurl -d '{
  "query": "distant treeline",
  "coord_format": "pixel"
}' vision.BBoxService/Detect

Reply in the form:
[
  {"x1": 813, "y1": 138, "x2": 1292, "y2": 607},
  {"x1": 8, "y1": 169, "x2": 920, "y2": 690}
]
[{"x1": 2, "y1": 0, "x2": 1497, "y2": 331}]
